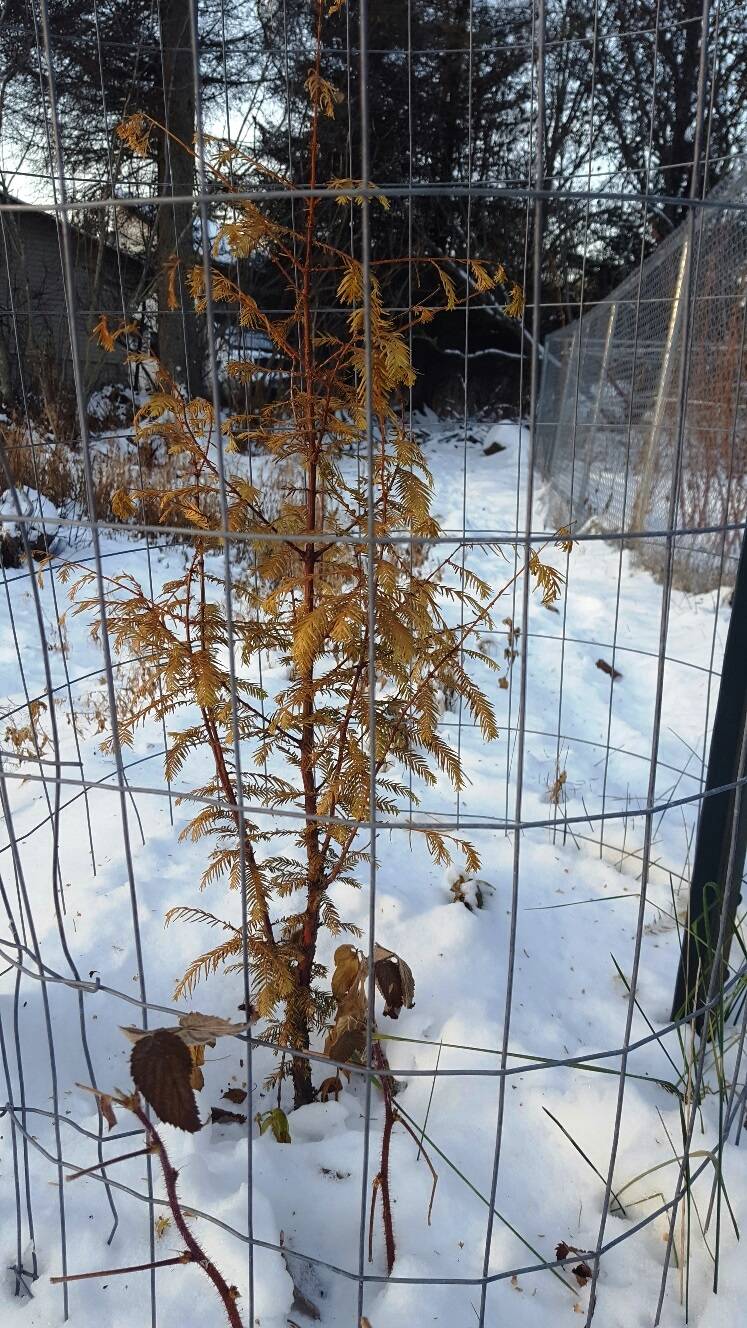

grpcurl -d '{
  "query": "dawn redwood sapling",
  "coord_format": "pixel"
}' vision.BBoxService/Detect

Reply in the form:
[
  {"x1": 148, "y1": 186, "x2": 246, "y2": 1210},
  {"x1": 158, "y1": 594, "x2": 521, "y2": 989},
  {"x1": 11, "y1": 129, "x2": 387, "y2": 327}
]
[{"x1": 73, "y1": 0, "x2": 567, "y2": 1109}]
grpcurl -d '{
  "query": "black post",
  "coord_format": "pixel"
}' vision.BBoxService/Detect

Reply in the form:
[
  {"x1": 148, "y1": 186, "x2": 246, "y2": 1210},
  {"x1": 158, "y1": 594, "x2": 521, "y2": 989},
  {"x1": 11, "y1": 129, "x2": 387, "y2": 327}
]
[{"x1": 671, "y1": 531, "x2": 747, "y2": 1027}]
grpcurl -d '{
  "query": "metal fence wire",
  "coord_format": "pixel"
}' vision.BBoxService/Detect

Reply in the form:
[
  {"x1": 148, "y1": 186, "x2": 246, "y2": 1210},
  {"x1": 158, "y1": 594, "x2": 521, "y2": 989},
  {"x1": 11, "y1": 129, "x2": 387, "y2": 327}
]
[
  {"x1": 0, "y1": 2, "x2": 746, "y2": 1328},
  {"x1": 536, "y1": 161, "x2": 747, "y2": 592}
]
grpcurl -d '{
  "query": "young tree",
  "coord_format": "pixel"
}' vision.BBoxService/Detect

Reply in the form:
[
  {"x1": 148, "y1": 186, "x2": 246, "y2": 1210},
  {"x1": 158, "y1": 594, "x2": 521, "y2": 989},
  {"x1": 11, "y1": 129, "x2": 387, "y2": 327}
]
[{"x1": 73, "y1": 0, "x2": 566, "y2": 1109}]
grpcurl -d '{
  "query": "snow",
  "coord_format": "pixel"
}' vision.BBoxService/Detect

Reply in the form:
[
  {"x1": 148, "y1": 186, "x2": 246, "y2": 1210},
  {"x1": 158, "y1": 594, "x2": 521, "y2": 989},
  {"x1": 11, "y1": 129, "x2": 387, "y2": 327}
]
[
  {"x1": 0, "y1": 418, "x2": 743, "y2": 1327},
  {"x1": 0, "y1": 485, "x2": 61, "y2": 545}
]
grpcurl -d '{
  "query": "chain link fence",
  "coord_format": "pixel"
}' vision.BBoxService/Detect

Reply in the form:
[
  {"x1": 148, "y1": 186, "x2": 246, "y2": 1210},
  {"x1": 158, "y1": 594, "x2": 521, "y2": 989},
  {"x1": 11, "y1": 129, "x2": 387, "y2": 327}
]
[{"x1": 536, "y1": 163, "x2": 747, "y2": 591}]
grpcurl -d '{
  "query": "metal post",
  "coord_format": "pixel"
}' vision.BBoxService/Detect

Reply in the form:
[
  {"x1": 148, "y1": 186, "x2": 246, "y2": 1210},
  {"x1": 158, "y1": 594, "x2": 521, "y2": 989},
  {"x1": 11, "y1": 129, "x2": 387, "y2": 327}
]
[
  {"x1": 671, "y1": 529, "x2": 747, "y2": 1025},
  {"x1": 632, "y1": 236, "x2": 690, "y2": 532}
]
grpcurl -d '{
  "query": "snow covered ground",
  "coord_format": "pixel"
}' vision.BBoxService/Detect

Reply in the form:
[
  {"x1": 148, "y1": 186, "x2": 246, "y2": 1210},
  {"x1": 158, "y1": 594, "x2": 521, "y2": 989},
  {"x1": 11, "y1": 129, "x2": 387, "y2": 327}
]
[{"x1": 0, "y1": 418, "x2": 743, "y2": 1327}]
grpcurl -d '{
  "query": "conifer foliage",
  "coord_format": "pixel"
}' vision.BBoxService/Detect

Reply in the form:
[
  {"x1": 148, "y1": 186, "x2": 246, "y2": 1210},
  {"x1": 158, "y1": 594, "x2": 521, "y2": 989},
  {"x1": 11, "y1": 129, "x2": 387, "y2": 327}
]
[{"x1": 74, "y1": 0, "x2": 563, "y2": 1108}]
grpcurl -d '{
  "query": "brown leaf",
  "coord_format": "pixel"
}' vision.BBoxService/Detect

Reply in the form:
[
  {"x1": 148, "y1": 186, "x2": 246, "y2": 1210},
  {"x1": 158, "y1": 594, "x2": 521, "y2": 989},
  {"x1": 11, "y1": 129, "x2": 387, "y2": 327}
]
[
  {"x1": 572, "y1": 1262, "x2": 593, "y2": 1287},
  {"x1": 130, "y1": 1029, "x2": 202, "y2": 1133},
  {"x1": 324, "y1": 1020, "x2": 366, "y2": 1067},
  {"x1": 319, "y1": 1075, "x2": 344, "y2": 1103},
  {"x1": 99, "y1": 1094, "x2": 118, "y2": 1131},
  {"x1": 120, "y1": 1024, "x2": 151, "y2": 1044},
  {"x1": 324, "y1": 947, "x2": 368, "y2": 1068},
  {"x1": 210, "y1": 1106, "x2": 247, "y2": 1126},
  {"x1": 222, "y1": 1087, "x2": 248, "y2": 1105},
  {"x1": 176, "y1": 1012, "x2": 249, "y2": 1046},
  {"x1": 373, "y1": 942, "x2": 415, "y2": 1019},
  {"x1": 595, "y1": 658, "x2": 622, "y2": 681},
  {"x1": 555, "y1": 1241, "x2": 572, "y2": 1261},
  {"x1": 189, "y1": 1043, "x2": 205, "y2": 1091},
  {"x1": 120, "y1": 1012, "x2": 249, "y2": 1050},
  {"x1": 331, "y1": 945, "x2": 365, "y2": 1001}
]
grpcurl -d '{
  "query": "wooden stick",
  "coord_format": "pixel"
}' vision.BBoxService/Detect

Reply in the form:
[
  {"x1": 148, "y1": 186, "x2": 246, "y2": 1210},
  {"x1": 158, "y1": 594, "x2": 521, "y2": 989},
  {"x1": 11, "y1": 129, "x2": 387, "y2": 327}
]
[{"x1": 51, "y1": 1255, "x2": 189, "y2": 1283}]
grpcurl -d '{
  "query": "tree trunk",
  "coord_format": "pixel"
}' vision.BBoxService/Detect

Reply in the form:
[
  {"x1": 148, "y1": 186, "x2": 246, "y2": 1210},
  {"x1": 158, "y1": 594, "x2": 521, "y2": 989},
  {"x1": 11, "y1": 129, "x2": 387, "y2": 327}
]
[
  {"x1": 0, "y1": 325, "x2": 13, "y2": 407},
  {"x1": 156, "y1": 0, "x2": 205, "y2": 396}
]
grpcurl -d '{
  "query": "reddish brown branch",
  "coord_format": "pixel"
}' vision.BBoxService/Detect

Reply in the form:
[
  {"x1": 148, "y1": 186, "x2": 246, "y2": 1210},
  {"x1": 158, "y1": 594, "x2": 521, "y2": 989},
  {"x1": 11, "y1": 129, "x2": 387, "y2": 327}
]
[
  {"x1": 369, "y1": 1042, "x2": 397, "y2": 1274},
  {"x1": 65, "y1": 1144, "x2": 154, "y2": 1182},
  {"x1": 51, "y1": 1255, "x2": 188, "y2": 1284},
  {"x1": 131, "y1": 1103, "x2": 244, "y2": 1328},
  {"x1": 367, "y1": 1041, "x2": 439, "y2": 1275}
]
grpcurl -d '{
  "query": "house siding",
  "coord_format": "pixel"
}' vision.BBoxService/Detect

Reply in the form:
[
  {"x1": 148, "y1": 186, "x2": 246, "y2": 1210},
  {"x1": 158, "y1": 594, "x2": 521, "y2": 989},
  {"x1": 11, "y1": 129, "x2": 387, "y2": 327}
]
[{"x1": 0, "y1": 204, "x2": 143, "y2": 406}]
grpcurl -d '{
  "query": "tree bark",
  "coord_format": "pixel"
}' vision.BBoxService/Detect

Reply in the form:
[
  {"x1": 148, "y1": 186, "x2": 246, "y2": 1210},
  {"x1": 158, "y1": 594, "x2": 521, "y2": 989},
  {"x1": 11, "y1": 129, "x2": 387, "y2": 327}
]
[
  {"x1": 156, "y1": 0, "x2": 205, "y2": 396},
  {"x1": 0, "y1": 324, "x2": 13, "y2": 406}
]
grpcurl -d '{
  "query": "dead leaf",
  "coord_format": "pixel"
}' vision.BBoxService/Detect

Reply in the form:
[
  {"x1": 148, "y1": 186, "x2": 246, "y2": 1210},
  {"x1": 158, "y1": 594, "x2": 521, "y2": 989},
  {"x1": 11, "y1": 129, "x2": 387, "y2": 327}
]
[
  {"x1": 222, "y1": 1087, "x2": 247, "y2": 1105},
  {"x1": 155, "y1": 1215, "x2": 171, "y2": 1240},
  {"x1": 319, "y1": 1075, "x2": 344, "y2": 1102},
  {"x1": 176, "y1": 1012, "x2": 249, "y2": 1046},
  {"x1": 324, "y1": 947, "x2": 368, "y2": 1069},
  {"x1": 189, "y1": 1043, "x2": 205, "y2": 1091},
  {"x1": 555, "y1": 1241, "x2": 572, "y2": 1261},
  {"x1": 373, "y1": 942, "x2": 415, "y2": 1019},
  {"x1": 331, "y1": 944, "x2": 365, "y2": 1001},
  {"x1": 130, "y1": 1029, "x2": 202, "y2": 1133},
  {"x1": 120, "y1": 1024, "x2": 151, "y2": 1044},
  {"x1": 572, "y1": 1262, "x2": 593, "y2": 1287},
  {"x1": 210, "y1": 1106, "x2": 247, "y2": 1126},
  {"x1": 595, "y1": 658, "x2": 622, "y2": 681},
  {"x1": 99, "y1": 1094, "x2": 118, "y2": 1131},
  {"x1": 120, "y1": 1011, "x2": 248, "y2": 1049},
  {"x1": 324, "y1": 1016, "x2": 366, "y2": 1066}
]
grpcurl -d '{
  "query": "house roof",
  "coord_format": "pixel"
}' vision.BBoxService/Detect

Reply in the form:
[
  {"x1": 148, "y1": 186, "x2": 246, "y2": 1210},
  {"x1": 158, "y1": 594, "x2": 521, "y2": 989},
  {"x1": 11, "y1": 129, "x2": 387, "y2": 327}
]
[{"x1": 0, "y1": 191, "x2": 144, "y2": 288}]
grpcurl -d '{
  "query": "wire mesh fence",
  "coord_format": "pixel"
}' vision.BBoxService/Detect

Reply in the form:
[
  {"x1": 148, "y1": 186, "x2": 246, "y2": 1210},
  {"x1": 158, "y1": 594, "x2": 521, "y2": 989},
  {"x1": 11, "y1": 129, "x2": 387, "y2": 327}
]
[
  {"x1": 0, "y1": 2, "x2": 746, "y2": 1327},
  {"x1": 536, "y1": 161, "x2": 747, "y2": 593}
]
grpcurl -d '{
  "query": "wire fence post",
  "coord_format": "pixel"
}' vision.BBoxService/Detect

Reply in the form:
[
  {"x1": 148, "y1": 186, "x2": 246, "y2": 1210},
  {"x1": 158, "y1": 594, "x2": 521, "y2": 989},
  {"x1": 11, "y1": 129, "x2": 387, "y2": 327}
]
[
  {"x1": 671, "y1": 527, "x2": 747, "y2": 1026},
  {"x1": 632, "y1": 237, "x2": 690, "y2": 533}
]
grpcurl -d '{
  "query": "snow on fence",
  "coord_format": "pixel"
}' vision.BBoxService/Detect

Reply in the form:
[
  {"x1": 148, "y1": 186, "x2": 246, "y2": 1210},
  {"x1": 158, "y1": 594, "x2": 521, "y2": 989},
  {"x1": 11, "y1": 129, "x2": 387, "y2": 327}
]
[
  {"x1": 536, "y1": 162, "x2": 747, "y2": 592},
  {"x1": 0, "y1": 5, "x2": 746, "y2": 1328}
]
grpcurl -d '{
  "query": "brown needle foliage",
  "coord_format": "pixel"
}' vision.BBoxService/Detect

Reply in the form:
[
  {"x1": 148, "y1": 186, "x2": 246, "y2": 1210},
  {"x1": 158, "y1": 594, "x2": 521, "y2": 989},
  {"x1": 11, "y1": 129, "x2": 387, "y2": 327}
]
[{"x1": 72, "y1": 0, "x2": 564, "y2": 1108}]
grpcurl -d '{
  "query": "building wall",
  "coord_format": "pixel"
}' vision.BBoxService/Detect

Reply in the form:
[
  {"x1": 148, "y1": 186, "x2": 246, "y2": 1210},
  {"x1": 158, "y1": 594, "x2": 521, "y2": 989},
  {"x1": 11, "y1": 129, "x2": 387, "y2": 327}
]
[{"x1": 0, "y1": 208, "x2": 143, "y2": 408}]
